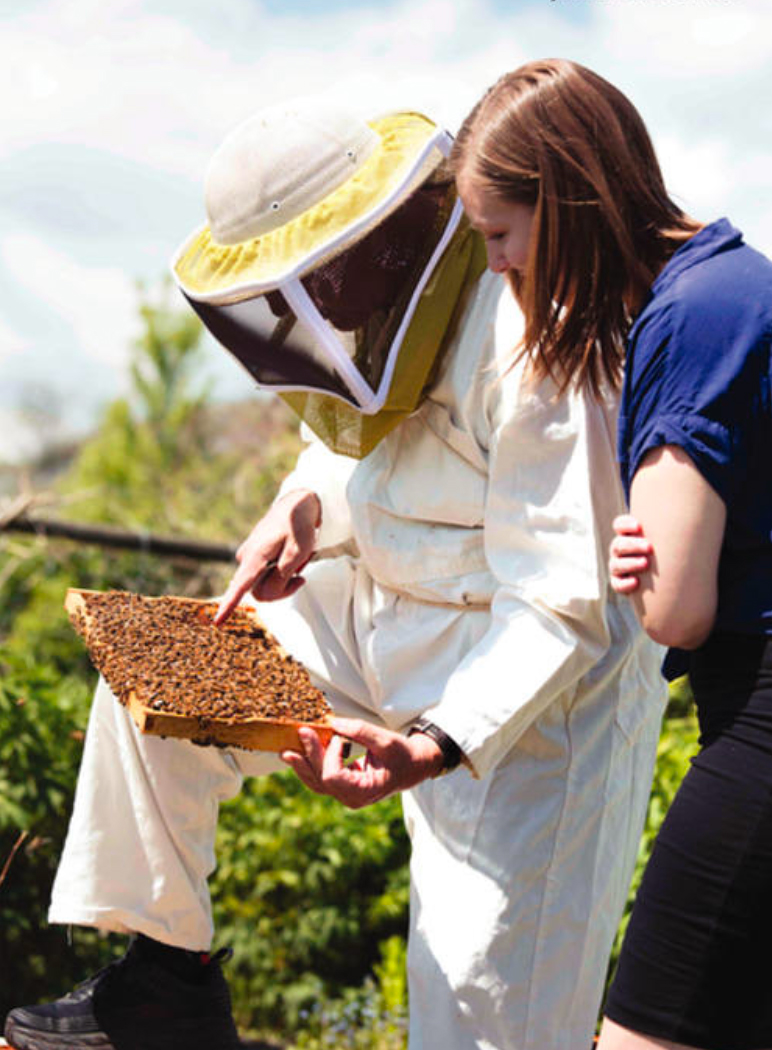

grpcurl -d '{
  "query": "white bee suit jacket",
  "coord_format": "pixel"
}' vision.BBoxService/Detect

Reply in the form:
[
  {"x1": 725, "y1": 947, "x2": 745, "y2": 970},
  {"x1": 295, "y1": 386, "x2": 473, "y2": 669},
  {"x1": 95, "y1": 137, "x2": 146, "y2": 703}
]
[{"x1": 50, "y1": 272, "x2": 665, "y2": 1050}]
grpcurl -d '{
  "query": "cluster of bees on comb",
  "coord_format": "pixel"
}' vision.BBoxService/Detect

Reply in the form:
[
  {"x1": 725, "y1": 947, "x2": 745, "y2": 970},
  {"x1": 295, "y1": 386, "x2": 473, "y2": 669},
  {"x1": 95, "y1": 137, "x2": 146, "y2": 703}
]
[{"x1": 68, "y1": 590, "x2": 331, "y2": 726}]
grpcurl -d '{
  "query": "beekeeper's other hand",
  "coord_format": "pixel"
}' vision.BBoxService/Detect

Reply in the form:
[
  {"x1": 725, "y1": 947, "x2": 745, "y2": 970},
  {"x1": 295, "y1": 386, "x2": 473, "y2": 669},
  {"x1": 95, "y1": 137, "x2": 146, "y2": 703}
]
[{"x1": 281, "y1": 718, "x2": 444, "y2": 809}]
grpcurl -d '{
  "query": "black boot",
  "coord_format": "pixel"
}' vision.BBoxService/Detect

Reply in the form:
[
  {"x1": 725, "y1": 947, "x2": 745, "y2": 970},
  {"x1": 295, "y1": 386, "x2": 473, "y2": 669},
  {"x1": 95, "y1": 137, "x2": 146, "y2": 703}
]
[{"x1": 3, "y1": 936, "x2": 241, "y2": 1050}]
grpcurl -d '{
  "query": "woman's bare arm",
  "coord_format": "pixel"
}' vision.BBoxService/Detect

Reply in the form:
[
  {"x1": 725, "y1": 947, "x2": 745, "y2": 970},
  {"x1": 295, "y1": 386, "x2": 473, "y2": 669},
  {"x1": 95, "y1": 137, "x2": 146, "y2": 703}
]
[{"x1": 628, "y1": 445, "x2": 726, "y2": 649}]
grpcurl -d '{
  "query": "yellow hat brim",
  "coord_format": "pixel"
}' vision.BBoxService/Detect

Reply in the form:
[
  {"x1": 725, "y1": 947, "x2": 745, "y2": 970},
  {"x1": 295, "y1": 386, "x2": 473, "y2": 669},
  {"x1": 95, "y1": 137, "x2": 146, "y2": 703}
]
[{"x1": 172, "y1": 112, "x2": 446, "y2": 303}]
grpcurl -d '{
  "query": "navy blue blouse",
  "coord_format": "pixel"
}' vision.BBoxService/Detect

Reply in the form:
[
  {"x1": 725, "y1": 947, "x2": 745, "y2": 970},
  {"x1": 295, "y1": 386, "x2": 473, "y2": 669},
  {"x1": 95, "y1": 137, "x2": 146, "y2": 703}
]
[{"x1": 619, "y1": 218, "x2": 772, "y2": 637}]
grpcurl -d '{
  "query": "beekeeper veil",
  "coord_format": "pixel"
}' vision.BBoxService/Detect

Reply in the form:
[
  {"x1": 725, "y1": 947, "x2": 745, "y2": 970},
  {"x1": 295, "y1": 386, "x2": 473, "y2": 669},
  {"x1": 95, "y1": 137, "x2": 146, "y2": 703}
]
[{"x1": 172, "y1": 99, "x2": 486, "y2": 458}]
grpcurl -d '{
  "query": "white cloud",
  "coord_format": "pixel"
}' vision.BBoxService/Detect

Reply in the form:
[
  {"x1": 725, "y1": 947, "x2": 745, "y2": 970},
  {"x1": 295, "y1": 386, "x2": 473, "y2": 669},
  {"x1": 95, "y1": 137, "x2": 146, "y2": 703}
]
[
  {"x1": 4, "y1": 0, "x2": 770, "y2": 187},
  {"x1": 2, "y1": 0, "x2": 239, "y2": 175},
  {"x1": 0, "y1": 0, "x2": 571, "y2": 176},
  {"x1": 596, "y1": 0, "x2": 770, "y2": 80},
  {"x1": 0, "y1": 233, "x2": 142, "y2": 369},
  {"x1": 0, "y1": 407, "x2": 37, "y2": 464},
  {"x1": 0, "y1": 317, "x2": 27, "y2": 362},
  {"x1": 656, "y1": 134, "x2": 733, "y2": 214}
]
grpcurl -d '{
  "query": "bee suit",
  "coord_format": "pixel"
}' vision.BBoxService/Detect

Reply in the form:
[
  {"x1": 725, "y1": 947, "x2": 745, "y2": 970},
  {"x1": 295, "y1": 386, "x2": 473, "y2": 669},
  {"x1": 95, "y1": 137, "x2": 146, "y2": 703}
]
[{"x1": 49, "y1": 100, "x2": 666, "y2": 1050}]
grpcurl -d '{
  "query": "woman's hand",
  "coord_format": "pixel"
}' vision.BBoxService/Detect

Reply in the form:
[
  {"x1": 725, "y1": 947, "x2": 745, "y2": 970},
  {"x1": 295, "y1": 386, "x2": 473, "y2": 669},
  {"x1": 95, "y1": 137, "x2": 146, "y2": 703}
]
[
  {"x1": 281, "y1": 717, "x2": 445, "y2": 809},
  {"x1": 608, "y1": 514, "x2": 653, "y2": 594},
  {"x1": 214, "y1": 489, "x2": 321, "y2": 625}
]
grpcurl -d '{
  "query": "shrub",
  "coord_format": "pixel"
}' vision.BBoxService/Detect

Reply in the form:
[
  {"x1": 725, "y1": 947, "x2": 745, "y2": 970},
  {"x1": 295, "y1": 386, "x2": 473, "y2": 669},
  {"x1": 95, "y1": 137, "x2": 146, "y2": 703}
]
[
  {"x1": 212, "y1": 774, "x2": 410, "y2": 1033},
  {"x1": 0, "y1": 647, "x2": 112, "y2": 1014}
]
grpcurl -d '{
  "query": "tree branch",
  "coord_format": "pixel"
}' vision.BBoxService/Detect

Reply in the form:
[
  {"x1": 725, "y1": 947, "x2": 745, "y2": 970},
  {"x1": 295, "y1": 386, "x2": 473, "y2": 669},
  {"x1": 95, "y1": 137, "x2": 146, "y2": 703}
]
[{"x1": 0, "y1": 514, "x2": 237, "y2": 563}]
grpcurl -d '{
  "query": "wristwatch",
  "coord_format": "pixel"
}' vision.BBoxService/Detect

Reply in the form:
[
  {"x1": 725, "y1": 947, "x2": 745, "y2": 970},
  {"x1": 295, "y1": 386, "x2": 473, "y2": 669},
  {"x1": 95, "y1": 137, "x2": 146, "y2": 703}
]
[{"x1": 408, "y1": 717, "x2": 463, "y2": 777}]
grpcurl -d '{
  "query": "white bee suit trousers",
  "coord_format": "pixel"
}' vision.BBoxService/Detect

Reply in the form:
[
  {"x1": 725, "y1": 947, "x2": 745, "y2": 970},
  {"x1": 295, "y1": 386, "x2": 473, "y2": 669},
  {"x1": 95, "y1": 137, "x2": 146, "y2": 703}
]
[{"x1": 50, "y1": 273, "x2": 666, "y2": 1050}]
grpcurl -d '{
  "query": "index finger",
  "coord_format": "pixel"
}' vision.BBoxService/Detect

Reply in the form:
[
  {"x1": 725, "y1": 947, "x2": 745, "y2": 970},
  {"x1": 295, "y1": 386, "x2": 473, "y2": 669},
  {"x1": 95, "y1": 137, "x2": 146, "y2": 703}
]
[
  {"x1": 213, "y1": 567, "x2": 253, "y2": 625},
  {"x1": 214, "y1": 555, "x2": 281, "y2": 625},
  {"x1": 330, "y1": 717, "x2": 390, "y2": 752}
]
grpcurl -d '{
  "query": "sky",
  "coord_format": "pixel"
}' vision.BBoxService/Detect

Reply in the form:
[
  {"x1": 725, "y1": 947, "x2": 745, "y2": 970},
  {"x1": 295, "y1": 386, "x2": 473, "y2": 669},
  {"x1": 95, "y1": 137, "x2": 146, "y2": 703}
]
[{"x1": 1, "y1": 0, "x2": 770, "y2": 462}]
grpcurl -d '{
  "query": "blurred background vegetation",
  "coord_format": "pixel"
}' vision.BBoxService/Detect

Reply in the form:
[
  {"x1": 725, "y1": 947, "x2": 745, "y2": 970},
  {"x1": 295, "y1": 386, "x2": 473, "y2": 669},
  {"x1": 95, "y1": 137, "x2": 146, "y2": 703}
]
[{"x1": 0, "y1": 292, "x2": 698, "y2": 1048}]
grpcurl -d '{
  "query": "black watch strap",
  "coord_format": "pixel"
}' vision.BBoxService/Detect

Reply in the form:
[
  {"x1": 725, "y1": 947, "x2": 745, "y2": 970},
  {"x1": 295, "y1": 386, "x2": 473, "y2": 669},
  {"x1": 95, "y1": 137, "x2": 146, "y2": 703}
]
[{"x1": 408, "y1": 717, "x2": 463, "y2": 776}]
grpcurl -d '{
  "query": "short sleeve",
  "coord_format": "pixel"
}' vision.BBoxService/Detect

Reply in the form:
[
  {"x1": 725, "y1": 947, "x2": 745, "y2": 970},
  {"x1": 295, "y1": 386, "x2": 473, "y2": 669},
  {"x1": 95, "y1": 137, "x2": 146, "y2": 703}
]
[
  {"x1": 620, "y1": 273, "x2": 770, "y2": 505},
  {"x1": 626, "y1": 409, "x2": 733, "y2": 503}
]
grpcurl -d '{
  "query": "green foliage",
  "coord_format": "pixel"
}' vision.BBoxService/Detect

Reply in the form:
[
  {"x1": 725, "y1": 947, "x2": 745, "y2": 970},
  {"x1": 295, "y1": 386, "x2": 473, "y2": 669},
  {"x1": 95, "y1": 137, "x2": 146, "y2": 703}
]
[
  {"x1": 0, "y1": 646, "x2": 114, "y2": 1011},
  {"x1": 290, "y1": 937, "x2": 408, "y2": 1050},
  {"x1": 214, "y1": 777, "x2": 409, "y2": 1033},
  {"x1": 664, "y1": 672, "x2": 695, "y2": 719},
  {"x1": 62, "y1": 283, "x2": 207, "y2": 529},
  {"x1": 0, "y1": 653, "x2": 87, "y2": 834},
  {"x1": 130, "y1": 288, "x2": 208, "y2": 459}
]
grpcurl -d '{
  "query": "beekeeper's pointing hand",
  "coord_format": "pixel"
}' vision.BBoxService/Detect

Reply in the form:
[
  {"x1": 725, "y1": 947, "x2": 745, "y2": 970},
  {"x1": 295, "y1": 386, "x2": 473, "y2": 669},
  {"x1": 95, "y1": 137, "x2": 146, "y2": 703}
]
[{"x1": 214, "y1": 489, "x2": 321, "y2": 625}]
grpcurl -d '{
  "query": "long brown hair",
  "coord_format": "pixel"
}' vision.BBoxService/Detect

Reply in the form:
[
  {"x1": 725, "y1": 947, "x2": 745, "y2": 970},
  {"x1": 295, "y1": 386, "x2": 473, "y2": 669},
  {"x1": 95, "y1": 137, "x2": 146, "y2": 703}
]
[{"x1": 452, "y1": 58, "x2": 701, "y2": 394}]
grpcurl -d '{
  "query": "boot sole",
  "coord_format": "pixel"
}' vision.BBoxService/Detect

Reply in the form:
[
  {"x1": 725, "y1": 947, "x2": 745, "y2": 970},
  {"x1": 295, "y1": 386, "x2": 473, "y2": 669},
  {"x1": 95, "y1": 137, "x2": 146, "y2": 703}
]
[
  {"x1": 4, "y1": 1017, "x2": 240, "y2": 1050},
  {"x1": 4, "y1": 1021, "x2": 117, "y2": 1049}
]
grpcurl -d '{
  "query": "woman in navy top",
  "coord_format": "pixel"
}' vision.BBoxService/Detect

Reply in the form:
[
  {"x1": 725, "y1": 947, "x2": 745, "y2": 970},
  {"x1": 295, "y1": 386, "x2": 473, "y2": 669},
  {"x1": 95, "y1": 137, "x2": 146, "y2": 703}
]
[{"x1": 453, "y1": 58, "x2": 772, "y2": 1050}]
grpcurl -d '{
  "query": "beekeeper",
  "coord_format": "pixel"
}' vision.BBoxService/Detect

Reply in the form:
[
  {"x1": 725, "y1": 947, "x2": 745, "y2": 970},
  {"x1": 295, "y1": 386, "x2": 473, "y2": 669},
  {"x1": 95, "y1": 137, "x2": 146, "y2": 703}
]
[{"x1": 5, "y1": 99, "x2": 666, "y2": 1050}]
